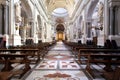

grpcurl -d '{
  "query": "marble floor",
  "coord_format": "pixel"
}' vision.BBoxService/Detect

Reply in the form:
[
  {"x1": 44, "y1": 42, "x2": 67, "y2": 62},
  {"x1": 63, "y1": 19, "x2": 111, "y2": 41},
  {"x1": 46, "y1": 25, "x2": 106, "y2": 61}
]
[{"x1": 21, "y1": 41, "x2": 106, "y2": 80}]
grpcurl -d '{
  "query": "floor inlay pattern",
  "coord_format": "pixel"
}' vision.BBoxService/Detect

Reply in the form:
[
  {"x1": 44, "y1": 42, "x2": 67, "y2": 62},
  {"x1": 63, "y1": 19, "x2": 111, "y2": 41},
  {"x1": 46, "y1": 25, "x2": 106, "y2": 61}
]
[
  {"x1": 35, "y1": 60, "x2": 57, "y2": 70},
  {"x1": 45, "y1": 54, "x2": 74, "y2": 60},
  {"x1": 25, "y1": 71, "x2": 88, "y2": 80},
  {"x1": 24, "y1": 42, "x2": 89, "y2": 80},
  {"x1": 59, "y1": 60, "x2": 80, "y2": 69}
]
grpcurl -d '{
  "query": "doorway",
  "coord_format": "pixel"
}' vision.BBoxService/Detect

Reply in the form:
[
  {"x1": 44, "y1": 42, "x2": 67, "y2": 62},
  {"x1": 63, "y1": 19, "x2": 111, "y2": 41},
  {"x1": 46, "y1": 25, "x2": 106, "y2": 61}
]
[
  {"x1": 56, "y1": 24, "x2": 65, "y2": 41},
  {"x1": 57, "y1": 32, "x2": 64, "y2": 41}
]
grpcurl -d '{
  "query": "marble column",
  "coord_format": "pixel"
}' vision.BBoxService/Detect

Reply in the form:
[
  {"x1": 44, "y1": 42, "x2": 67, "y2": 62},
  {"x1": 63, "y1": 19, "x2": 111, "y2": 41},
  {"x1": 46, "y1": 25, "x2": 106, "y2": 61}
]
[
  {"x1": 82, "y1": 9, "x2": 87, "y2": 44},
  {"x1": 109, "y1": 7, "x2": 114, "y2": 35},
  {"x1": 1, "y1": 4, "x2": 5, "y2": 34},
  {"x1": 0, "y1": 1, "x2": 8, "y2": 34},
  {"x1": 8, "y1": 0, "x2": 22, "y2": 46},
  {"x1": 114, "y1": 6, "x2": 119, "y2": 35},
  {"x1": 109, "y1": 6, "x2": 120, "y2": 35},
  {"x1": 9, "y1": 0, "x2": 15, "y2": 35},
  {"x1": 104, "y1": 0, "x2": 109, "y2": 37},
  {"x1": 109, "y1": 0, "x2": 120, "y2": 35},
  {"x1": 4, "y1": 1, "x2": 9, "y2": 34}
]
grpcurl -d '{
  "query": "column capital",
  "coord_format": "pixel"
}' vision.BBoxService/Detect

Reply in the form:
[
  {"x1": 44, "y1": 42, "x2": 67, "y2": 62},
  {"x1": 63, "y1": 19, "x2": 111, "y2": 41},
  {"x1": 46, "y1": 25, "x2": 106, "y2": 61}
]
[
  {"x1": 108, "y1": 0, "x2": 120, "y2": 7},
  {"x1": 0, "y1": 0, "x2": 9, "y2": 6}
]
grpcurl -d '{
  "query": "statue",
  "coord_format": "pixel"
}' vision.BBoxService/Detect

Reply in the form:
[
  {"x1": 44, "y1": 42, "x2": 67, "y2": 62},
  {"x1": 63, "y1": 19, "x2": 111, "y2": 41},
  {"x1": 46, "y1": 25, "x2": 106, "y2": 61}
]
[
  {"x1": 15, "y1": 1, "x2": 22, "y2": 22},
  {"x1": 97, "y1": 2, "x2": 104, "y2": 31},
  {"x1": 98, "y1": 2, "x2": 104, "y2": 23}
]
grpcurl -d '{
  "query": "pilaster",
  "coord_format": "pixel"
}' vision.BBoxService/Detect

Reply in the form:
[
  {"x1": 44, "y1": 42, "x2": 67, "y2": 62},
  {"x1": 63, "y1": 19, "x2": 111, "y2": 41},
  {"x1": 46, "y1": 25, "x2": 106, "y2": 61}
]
[
  {"x1": 108, "y1": 0, "x2": 120, "y2": 35},
  {"x1": 108, "y1": 0, "x2": 120, "y2": 46},
  {"x1": 8, "y1": 0, "x2": 22, "y2": 46}
]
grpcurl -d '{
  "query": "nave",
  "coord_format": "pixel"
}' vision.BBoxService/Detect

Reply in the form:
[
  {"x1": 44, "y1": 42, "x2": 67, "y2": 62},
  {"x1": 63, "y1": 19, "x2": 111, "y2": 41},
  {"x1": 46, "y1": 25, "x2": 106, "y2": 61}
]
[
  {"x1": 22, "y1": 41, "x2": 104, "y2": 80},
  {"x1": 22, "y1": 41, "x2": 88, "y2": 80},
  {"x1": 0, "y1": 0, "x2": 120, "y2": 79},
  {"x1": 0, "y1": 41, "x2": 120, "y2": 80}
]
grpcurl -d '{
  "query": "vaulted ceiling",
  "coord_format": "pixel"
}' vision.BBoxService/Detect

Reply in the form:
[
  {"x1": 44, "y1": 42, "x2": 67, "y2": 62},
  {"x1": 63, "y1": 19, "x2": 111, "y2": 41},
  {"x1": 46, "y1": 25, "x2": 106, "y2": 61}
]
[
  {"x1": 44, "y1": 0, "x2": 76, "y2": 24},
  {"x1": 45, "y1": 0, "x2": 75, "y2": 17}
]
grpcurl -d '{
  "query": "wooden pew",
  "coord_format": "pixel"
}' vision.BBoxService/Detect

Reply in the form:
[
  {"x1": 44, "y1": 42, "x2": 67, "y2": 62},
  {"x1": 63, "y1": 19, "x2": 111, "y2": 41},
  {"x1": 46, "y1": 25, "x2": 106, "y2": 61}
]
[
  {"x1": 0, "y1": 49, "x2": 38, "y2": 78},
  {"x1": 78, "y1": 49, "x2": 120, "y2": 78},
  {"x1": 0, "y1": 53, "x2": 30, "y2": 79},
  {"x1": 103, "y1": 67, "x2": 120, "y2": 80},
  {"x1": 73, "y1": 45, "x2": 105, "y2": 58},
  {"x1": 0, "y1": 70, "x2": 23, "y2": 80},
  {"x1": 0, "y1": 48, "x2": 40, "y2": 63},
  {"x1": 0, "y1": 54, "x2": 30, "y2": 71}
]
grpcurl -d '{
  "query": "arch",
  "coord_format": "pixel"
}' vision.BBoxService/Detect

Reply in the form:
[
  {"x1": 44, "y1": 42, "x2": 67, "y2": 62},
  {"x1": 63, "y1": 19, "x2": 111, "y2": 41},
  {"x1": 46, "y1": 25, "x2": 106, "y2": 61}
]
[
  {"x1": 79, "y1": 16, "x2": 83, "y2": 23},
  {"x1": 86, "y1": 0, "x2": 99, "y2": 19},
  {"x1": 56, "y1": 24, "x2": 65, "y2": 41},
  {"x1": 37, "y1": 15, "x2": 42, "y2": 39},
  {"x1": 56, "y1": 24, "x2": 65, "y2": 31},
  {"x1": 21, "y1": 0, "x2": 32, "y2": 17},
  {"x1": 19, "y1": 0, "x2": 33, "y2": 42},
  {"x1": 86, "y1": 0, "x2": 99, "y2": 38},
  {"x1": 44, "y1": 23, "x2": 47, "y2": 39},
  {"x1": 78, "y1": 16, "x2": 83, "y2": 38},
  {"x1": 78, "y1": 16, "x2": 83, "y2": 30}
]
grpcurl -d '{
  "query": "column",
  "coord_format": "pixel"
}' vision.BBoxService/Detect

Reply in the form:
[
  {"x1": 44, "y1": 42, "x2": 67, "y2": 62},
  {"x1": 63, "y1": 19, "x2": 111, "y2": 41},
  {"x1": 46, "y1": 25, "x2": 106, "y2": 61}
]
[
  {"x1": 83, "y1": 8, "x2": 87, "y2": 44},
  {"x1": 1, "y1": 4, "x2": 5, "y2": 34},
  {"x1": 32, "y1": 3, "x2": 36, "y2": 38},
  {"x1": 109, "y1": 7, "x2": 114, "y2": 35},
  {"x1": 9, "y1": 0, "x2": 22, "y2": 46},
  {"x1": 104, "y1": 0, "x2": 109, "y2": 37},
  {"x1": 0, "y1": 1, "x2": 9, "y2": 34},
  {"x1": 114, "y1": 6, "x2": 119, "y2": 35},
  {"x1": 3, "y1": 1, "x2": 9, "y2": 47},
  {"x1": 9, "y1": 0, "x2": 15, "y2": 35},
  {"x1": 4, "y1": 1, "x2": 9, "y2": 34},
  {"x1": 109, "y1": 0, "x2": 120, "y2": 35}
]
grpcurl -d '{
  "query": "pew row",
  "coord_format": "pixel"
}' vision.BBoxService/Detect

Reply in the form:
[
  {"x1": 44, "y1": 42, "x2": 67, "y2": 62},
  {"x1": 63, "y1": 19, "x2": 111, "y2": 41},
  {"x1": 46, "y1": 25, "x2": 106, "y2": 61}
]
[
  {"x1": 103, "y1": 66, "x2": 120, "y2": 80},
  {"x1": 0, "y1": 49, "x2": 39, "y2": 79},
  {"x1": 0, "y1": 53, "x2": 30, "y2": 79},
  {"x1": 77, "y1": 49, "x2": 120, "y2": 79}
]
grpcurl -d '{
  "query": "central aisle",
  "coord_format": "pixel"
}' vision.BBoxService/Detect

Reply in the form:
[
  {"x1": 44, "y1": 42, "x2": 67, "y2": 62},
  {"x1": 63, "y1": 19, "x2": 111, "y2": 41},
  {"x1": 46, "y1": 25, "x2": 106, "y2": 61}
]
[{"x1": 25, "y1": 41, "x2": 89, "y2": 80}]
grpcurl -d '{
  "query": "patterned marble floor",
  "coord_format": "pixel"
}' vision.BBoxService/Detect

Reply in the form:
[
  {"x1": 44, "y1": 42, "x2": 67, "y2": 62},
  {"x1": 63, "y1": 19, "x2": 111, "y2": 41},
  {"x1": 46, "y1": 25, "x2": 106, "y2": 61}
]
[
  {"x1": 22, "y1": 41, "x2": 106, "y2": 80},
  {"x1": 23, "y1": 41, "x2": 89, "y2": 80}
]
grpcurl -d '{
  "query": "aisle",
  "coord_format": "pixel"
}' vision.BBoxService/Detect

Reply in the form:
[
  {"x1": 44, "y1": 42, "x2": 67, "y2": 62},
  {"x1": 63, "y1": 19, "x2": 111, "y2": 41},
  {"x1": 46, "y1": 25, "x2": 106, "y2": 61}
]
[{"x1": 24, "y1": 41, "x2": 89, "y2": 80}]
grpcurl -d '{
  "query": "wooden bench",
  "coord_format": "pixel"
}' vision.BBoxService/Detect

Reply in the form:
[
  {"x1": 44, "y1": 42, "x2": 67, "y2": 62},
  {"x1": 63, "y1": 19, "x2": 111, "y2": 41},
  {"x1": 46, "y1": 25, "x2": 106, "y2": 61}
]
[
  {"x1": 103, "y1": 67, "x2": 120, "y2": 80},
  {"x1": 78, "y1": 49, "x2": 120, "y2": 78},
  {"x1": 0, "y1": 54, "x2": 31, "y2": 78},
  {"x1": 0, "y1": 49, "x2": 36, "y2": 78},
  {"x1": 0, "y1": 70, "x2": 23, "y2": 80},
  {"x1": 73, "y1": 46, "x2": 105, "y2": 58},
  {"x1": 0, "y1": 48, "x2": 39, "y2": 63}
]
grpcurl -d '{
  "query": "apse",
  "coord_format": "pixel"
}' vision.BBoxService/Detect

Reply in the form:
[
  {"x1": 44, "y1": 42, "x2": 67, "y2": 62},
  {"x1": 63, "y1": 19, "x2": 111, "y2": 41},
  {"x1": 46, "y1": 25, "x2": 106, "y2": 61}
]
[{"x1": 56, "y1": 24, "x2": 65, "y2": 32}]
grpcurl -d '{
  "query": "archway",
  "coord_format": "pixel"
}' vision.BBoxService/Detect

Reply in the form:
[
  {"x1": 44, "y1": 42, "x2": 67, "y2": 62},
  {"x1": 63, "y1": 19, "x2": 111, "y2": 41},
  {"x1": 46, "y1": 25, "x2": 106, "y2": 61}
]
[
  {"x1": 78, "y1": 16, "x2": 83, "y2": 39},
  {"x1": 86, "y1": 0, "x2": 99, "y2": 38},
  {"x1": 37, "y1": 15, "x2": 42, "y2": 40},
  {"x1": 19, "y1": 0, "x2": 32, "y2": 43},
  {"x1": 56, "y1": 24, "x2": 65, "y2": 41}
]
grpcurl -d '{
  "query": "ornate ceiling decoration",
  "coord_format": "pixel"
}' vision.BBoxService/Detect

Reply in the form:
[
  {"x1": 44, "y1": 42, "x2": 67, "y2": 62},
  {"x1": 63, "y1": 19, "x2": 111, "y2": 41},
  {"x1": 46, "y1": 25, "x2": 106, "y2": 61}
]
[
  {"x1": 56, "y1": 18, "x2": 64, "y2": 23},
  {"x1": 44, "y1": 0, "x2": 75, "y2": 16}
]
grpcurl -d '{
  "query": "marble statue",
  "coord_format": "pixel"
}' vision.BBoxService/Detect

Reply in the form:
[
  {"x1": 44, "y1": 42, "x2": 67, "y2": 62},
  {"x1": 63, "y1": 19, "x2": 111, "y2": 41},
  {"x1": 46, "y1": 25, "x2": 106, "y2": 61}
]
[{"x1": 15, "y1": 1, "x2": 22, "y2": 22}]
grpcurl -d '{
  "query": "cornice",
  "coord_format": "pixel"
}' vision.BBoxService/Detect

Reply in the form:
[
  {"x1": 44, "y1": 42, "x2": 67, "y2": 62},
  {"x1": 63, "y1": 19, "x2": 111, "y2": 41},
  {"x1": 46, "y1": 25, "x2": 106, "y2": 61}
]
[
  {"x1": 70, "y1": 0, "x2": 90, "y2": 23},
  {"x1": 29, "y1": 0, "x2": 49, "y2": 22}
]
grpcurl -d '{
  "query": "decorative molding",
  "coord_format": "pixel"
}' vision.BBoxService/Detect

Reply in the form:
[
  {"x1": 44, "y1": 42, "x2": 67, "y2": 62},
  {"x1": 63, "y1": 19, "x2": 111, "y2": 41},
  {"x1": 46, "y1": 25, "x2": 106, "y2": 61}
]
[{"x1": 70, "y1": 0, "x2": 90, "y2": 22}]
